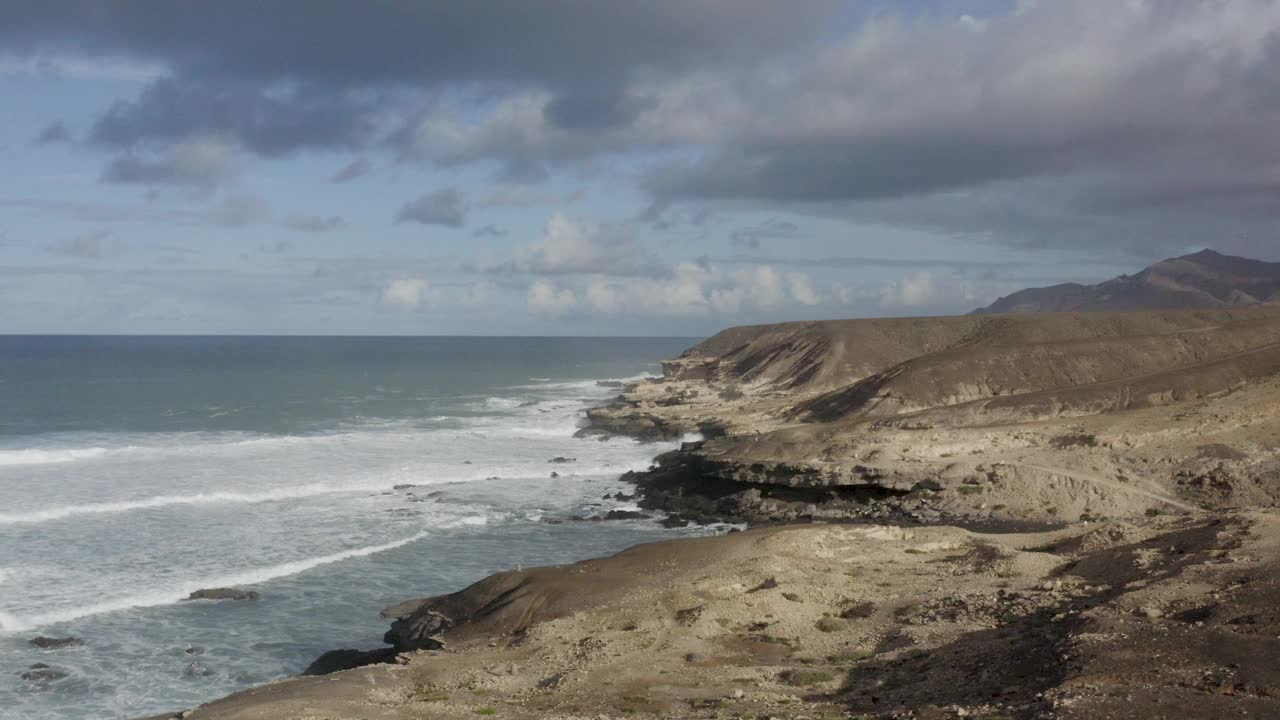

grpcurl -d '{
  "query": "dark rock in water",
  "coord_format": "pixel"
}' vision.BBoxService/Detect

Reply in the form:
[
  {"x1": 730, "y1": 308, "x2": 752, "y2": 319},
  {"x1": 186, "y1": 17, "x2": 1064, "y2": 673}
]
[
  {"x1": 184, "y1": 645, "x2": 205, "y2": 656},
  {"x1": 29, "y1": 636, "x2": 83, "y2": 650},
  {"x1": 660, "y1": 514, "x2": 691, "y2": 528},
  {"x1": 548, "y1": 456, "x2": 576, "y2": 464},
  {"x1": 541, "y1": 518, "x2": 565, "y2": 525},
  {"x1": 182, "y1": 660, "x2": 212, "y2": 678},
  {"x1": 392, "y1": 483, "x2": 417, "y2": 490},
  {"x1": 550, "y1": 471, "x2": 559, "y2": 478},
  {"x1": 603, "y1": 510, "x2": 651, "y2": 520},
  {"x1": 20, "y1": 663, "x2": 69, "y2": 682},
  {"x1": 184, "y1": 587, "x2": 259, "y2": 602},
  {"x1": 596, "y1": 380, "x2": 625, "y2": 388},
  {"x1": 612, "y1": 492, "x2": 637, "y2": 502},
  {"x1": 463, "y1": 460, "x2": 473, "y2": 464},
  {"x1": 303, "y1": 647, "x2": 398, "y2": 675}
]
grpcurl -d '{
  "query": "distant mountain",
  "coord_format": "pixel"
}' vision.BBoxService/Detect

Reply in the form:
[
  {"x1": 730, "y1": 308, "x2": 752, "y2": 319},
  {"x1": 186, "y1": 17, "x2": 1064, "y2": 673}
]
[{"x1": 974, "y1": 249, "x2": 1280, "y2": 315}]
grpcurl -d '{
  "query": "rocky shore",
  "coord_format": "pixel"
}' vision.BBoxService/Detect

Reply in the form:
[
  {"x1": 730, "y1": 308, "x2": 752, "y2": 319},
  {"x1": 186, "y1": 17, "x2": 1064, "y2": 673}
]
[
  {"x1": 141, "y1": 306, "x2": 1280, "y2": 719},
  {"x1": 587, "y1": 307, "x2": 1280, "y2": 528}
]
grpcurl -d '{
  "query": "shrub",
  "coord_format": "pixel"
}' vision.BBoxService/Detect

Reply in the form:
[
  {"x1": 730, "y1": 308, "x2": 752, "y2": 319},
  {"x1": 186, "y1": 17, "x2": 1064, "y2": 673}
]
[{"x1": 780, "y1": 669, "x2": 835, "y2": 686}]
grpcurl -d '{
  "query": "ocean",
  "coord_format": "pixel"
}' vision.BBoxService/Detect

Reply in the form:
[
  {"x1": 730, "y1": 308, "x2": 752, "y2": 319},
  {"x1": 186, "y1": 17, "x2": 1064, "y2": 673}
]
[{"x1": 0, "y1": 335, "x2": 702, "y2": 720}]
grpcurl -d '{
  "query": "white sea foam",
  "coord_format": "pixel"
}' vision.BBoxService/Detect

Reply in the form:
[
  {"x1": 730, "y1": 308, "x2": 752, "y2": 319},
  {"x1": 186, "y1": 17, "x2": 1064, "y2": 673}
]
[
  {"x1": 0, "y1": 531, "x2": 430, "y2": 633},
  {"x1": 0, "y1": 484, "x2": 363, "y2": 525},
  {"x1": 0, "y1": 447, "x2": 112, "y2": 466}
]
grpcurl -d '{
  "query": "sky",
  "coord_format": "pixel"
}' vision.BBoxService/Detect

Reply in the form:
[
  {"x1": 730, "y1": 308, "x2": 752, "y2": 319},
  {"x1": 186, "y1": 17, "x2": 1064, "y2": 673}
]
[{"x1": 1, "y1": 0, "x2": 1279, "y2": 336}]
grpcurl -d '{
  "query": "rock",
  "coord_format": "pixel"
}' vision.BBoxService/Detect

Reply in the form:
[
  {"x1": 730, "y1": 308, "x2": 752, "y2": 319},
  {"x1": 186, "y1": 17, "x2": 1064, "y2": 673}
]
[
  {"x1": 29, "y1": 636, "x2": 83, "y2": 650},
  {"x1": 303, "y1": 647, "x2": 398, "y2": 675},
  {"x1": 550, "y1": 471, "x2": 559, "y2": 478},
  {"x1": 184, "y1": 587, "x2": 259, "y2": 601},
  {"x1": 548, "y1": 456, "x2": 577, "y2": 464},
  {"x1": 184, "y1": 645, "x2": 205, "y2": 656},
  {"x1": 1138, "y1": 606, "x2": 1164, "y2": 619},
  {"x1": 392, "y1": 483, "x2": 416, "y2": 490},
  {"x1": 20, "y1": 663, "x2": 69, "y2": 682},
  {"x1": 385, "y1": 607, "x2": 453, "y2": 651},
  {"x1": 612, "y1": 492, "x2": 637, "y2": 502},
  {"x1": 602, "y1": 510, "x2": 651, "y2": 520},
  {"x1": 596, "y1": 380, "x2": 625, "y2": 388},
  {"x1": 675, "y1": 606, "x2": 704, "y2": 625},
  {"x1": 684, "y1": 652, "x2": 707, "y2": 663},
  {"x1": 182, "y1": 661, "x2": 212, "y2": 678},
  {"x1": 660, "y1": 514, "x2": 691, "y2": 528}
]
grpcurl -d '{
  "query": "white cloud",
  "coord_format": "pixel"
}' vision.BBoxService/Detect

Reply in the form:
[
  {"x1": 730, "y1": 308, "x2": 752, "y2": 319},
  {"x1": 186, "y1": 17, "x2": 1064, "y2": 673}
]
[
  {"x1": 879, "y1": 272, "x2": 939, "y2": 309},
  {"x1": 529, "y1": 261, "x2": 824, "y2": 318},
  {"x1": 501, "y1": 213, "x2": 664, "y2": 277},
  {"x1": 381, "y1": 276, "x2": 438, "y2": 311},
  {"x1": 527, "y1": 278, "x2": 578, "y2": 315}
]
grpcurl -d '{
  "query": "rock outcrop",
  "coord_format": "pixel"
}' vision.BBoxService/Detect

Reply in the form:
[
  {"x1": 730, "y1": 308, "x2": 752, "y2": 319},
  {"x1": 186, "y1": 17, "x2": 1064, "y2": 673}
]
[
  {"x1": 184, "y1": 588, "x2": 260, "y2": 602},
  {"x1": 585, "y1": 306, "x2": 1280, "y2": 525}
]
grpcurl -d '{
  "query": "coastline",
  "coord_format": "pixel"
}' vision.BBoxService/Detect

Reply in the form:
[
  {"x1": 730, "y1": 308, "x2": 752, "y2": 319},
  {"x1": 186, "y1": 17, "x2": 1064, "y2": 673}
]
[{"x1": 138, "y1": 309, "x2": 1280, "y2": 718}]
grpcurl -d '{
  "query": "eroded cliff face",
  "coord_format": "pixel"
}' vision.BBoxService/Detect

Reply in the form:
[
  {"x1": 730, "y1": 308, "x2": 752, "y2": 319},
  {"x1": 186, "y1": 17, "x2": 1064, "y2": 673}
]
[{"x1": 586, "y1": 307, "x2": 1280, "y2": 525}]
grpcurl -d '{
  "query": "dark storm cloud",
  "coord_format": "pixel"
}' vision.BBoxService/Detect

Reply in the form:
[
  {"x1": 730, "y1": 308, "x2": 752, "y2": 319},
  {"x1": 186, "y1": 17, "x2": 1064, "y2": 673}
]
[
  {"x1": 396, "y1": 189, "x2": 466, "y2": 228},
  {"x1": 0, "y1": 1, "x2": 838, "y2": 88},
  {"x1": 90, "y1": 79, "x2": 378, "y2": 156},
  {"x1": 543, "y1": 90, "x2": 658, "y2": 131},
  {"x1": 9, "y1": 0, "x2": 1280, "y2": 259}
]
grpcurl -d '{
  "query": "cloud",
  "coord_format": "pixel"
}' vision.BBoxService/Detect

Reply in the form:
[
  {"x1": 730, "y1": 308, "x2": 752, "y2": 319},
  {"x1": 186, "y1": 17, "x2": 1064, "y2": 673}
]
[
  {"x1": 381, "y1": 276, "x2": 439, "y2": 311},
  {"x1": 331, "y1": 157, "x2": 371, "y2": 183},
  {"x1": 100, "y1": 137, "x2": 236, "y2": 187},
  {"x1": 471, "y1": 224, "x2": 506, "y2": 238},
  {"x1": 876, "y1": 271, "x2": 989, "y2": 313},
  {"x1": 90, "y1": 78, "x2": 378, "y2": 156},
  {"x1": 34, "y1": 120, "x2": 71, "y2": 144},
  {"x1": 526, "y1": 261, "x2": 824, "y2": 317},
  {"x1": 396, "y1": 189, "x2": 465, "y2": 227},
  {"x1": 496, "y1": 213, "x2": 664, "y2": 277},
  {"x1": 9, "y1": 1, "x2": 1280, "y2": 260},
  {"x1": 0, "y1": 2, "x2": 836, "y2": 94},
  {"x1": 283, "y1": 214, "x2": 345, "y2": 232},
  {"x1": 527, "y1": 278, "x2": 578, "y2": 316}
]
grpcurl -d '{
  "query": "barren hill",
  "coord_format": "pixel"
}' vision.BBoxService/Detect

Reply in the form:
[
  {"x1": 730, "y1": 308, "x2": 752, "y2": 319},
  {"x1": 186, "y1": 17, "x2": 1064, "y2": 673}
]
[
  {"x1": 585, "y1": 305, "x2": 1280, "y2": 526},
  {"x1": 974, "y1": 249, "x2": 1280, "y2": 314}
]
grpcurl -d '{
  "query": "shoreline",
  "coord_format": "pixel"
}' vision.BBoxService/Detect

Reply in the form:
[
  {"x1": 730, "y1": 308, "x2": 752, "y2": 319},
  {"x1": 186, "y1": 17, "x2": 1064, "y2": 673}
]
[{"x1": 138, "y1": 309, "x2": 1280, "y2": 718}]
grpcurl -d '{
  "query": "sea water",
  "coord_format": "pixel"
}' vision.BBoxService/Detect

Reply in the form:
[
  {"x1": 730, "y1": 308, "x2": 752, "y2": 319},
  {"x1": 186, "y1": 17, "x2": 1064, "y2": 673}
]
[{"x1": 0, "y1": 336, "x2": 700, "y2": 719}]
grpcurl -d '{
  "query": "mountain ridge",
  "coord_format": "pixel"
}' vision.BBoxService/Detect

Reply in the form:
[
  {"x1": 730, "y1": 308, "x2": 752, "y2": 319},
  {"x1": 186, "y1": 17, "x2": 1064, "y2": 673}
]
[{"x1": 974, "y1": 249, "x2": 1280, "y2": 314}]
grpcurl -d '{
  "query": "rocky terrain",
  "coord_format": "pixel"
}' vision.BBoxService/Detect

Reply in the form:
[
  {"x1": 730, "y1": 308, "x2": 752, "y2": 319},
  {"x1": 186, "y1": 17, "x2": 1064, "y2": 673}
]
[
  {"x1": 585, "y1": 305, "x2": 1280, "y2": 528},
  {"x1": 974, "y1": 249, "x2": 1280, "y2": 314},
  {"x1": 138, "y1": 304, "x2": 1280, "y2": 719},
  {"x1": 142, "y1": 511, "x2": 1280, "y2": 719}
]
